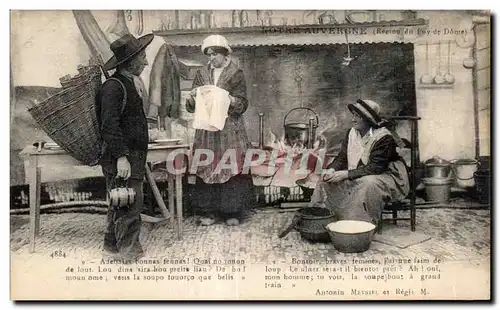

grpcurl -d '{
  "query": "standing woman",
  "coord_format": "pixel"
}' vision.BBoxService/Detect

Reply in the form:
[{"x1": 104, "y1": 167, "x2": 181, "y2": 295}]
[
  {"x1": 186, "y1": 35, "x2": 255, "y2": 226},
  {"x1": 309, "y1": 99, "x2": 410, "y2": 225}
]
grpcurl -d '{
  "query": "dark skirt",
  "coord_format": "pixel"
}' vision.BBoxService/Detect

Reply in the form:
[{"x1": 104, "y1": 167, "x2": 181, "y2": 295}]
[
  {"x1": 309, "y1": 161, "x2": 409, "y2": 225},
  {"x1": 189, "y1": 174, "x2": 256, "y2": 219}
]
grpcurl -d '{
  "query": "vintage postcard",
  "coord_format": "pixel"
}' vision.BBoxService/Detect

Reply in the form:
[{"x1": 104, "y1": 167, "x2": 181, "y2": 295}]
[{"x1": 10, "y1": 9, "x2": 491, "y2": 300}]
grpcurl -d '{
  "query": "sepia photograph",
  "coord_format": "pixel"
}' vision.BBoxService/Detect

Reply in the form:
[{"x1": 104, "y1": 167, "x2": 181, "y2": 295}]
[{"x1": 9, "y1": 7, "x2": 491, "y2": 300}]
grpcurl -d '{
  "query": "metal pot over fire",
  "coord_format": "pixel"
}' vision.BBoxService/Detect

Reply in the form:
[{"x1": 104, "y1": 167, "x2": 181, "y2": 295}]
[{"x1": 283, "y1": 107, "x2": 319, "y2": 149}]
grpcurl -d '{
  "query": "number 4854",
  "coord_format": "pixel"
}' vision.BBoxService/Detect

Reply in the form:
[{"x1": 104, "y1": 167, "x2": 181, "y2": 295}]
[{"x1": 50, "y1": 250, "x2": 66, "y2": 258}]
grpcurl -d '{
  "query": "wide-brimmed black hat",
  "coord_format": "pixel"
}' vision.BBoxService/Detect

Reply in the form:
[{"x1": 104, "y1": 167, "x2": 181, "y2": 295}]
[
  {"x1": 103, "y1": 33, "x2": 154, "y2": 71},
  {"x1": 348, "y1": 99, "x2": 384, "y2": 127}
]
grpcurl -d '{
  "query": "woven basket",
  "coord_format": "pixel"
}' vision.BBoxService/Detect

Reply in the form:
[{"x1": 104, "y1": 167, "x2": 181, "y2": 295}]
[{"x1": 28, "y1": 67, "x2": 103, "y2": 166}]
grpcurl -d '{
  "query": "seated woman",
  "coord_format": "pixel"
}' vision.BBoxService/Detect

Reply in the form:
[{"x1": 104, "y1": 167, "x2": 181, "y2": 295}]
[{"x1": 309, "y1": 99, "x2": 409, "y2": 225}]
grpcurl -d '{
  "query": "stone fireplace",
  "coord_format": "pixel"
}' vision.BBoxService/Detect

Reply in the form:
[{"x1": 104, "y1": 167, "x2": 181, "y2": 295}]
[
  {"x1": 172, "y1": 42, "x2": 416, "y2": 151},
  {"x1": 155, "y1": 18, "x2": 426, "y2": 150}
]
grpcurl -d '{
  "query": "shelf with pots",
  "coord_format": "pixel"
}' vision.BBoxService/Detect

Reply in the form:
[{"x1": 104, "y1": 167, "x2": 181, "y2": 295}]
[{"x1": 418, "y1": 41, "x2": 456, "y2": 89}]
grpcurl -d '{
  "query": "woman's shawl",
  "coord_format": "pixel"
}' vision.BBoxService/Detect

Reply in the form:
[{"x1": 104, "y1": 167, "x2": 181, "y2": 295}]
[
  {"x1": 347, "y1": 127, "x2": 393, "y2": 169},
  {"x1": 186, "y1": 60, "x2": 252, "y2": 184}
]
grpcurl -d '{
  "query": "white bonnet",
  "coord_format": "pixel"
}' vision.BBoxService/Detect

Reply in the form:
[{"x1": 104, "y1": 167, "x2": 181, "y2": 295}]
[{"x1": 201, "y1": 35, "x2": 232, "y2": 55}]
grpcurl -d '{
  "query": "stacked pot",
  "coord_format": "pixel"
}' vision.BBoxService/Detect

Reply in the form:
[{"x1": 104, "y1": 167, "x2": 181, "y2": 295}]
[
  {"x1": 450, "y1": 159, "x2": 488, "y2": 204},
  {"x1": 422, "y1": 156, "x2": 453, "y2": 203}
]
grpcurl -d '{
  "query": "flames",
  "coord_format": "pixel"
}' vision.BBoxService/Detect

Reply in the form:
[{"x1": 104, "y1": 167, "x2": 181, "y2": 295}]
[
  {"x1": 266, "y1": 130, "x2": 327, "y2": 154},
  {"x1": 258, "y1": 127, "x2": 329, "y2": 181}
]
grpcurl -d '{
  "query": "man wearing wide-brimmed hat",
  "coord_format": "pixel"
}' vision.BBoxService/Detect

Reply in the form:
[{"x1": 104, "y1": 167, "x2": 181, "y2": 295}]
[
  {"x1": 308, "y1": 99, "x2": 410, "y2": 226},
  {"x1": 96, "y1": 33, "x2": 154, "y2": 261}
]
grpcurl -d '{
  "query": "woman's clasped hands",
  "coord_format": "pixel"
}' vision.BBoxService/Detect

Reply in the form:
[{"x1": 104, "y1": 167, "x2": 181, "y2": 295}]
[{"x1": 322, "y1": 170, "x2": 349, "y2": 183}]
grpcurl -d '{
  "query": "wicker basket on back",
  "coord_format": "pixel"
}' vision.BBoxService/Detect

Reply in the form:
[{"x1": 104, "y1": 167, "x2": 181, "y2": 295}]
[{"x1": 28, "y1": 65, "x2": 104, "y2": 166}]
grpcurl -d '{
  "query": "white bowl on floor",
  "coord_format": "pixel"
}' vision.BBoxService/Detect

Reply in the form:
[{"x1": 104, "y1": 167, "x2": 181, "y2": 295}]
[{"x1": 326, "y1": 220, "x2": 376, "y2": 253}]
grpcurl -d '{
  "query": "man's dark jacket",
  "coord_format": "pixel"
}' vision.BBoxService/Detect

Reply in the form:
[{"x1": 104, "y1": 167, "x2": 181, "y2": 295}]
[{"x1": 96, "y1": 73, "x2": 148, "y2": 159}]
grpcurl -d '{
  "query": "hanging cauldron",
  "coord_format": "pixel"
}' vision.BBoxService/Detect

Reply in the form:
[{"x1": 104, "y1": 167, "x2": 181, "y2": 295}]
[{"x1": 283, "y1": 107, "x2": 319, "y2": 149}]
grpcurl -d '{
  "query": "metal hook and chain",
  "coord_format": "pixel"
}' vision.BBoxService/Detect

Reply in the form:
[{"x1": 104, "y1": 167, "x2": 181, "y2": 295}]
[{"x1": 293, "y1": 52, "x2": 304, "y2": 107}]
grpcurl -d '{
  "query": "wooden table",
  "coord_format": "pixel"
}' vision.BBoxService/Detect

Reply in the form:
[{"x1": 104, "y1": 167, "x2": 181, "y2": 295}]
[{"x1": 19, "y1": 144, "x2": 189, "y2": 253}]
